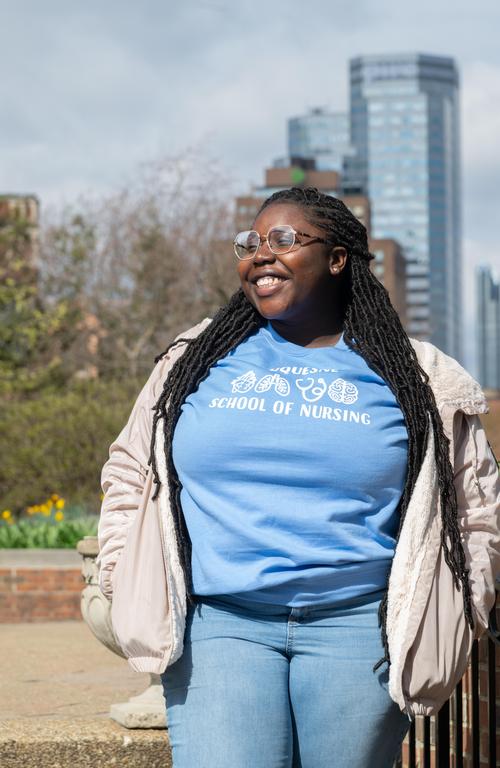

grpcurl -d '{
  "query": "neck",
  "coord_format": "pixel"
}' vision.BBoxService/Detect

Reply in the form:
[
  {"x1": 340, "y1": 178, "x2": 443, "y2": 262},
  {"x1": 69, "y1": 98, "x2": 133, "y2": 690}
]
[{"x1": 269, "y1": 318, "x2": 344, "y2": 348}]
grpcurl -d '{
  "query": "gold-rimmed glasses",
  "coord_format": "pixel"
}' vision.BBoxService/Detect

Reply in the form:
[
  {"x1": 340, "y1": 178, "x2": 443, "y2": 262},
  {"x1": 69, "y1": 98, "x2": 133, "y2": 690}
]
[{"x1": 233, "y1": 225, "x2": 329, "y2": 260}]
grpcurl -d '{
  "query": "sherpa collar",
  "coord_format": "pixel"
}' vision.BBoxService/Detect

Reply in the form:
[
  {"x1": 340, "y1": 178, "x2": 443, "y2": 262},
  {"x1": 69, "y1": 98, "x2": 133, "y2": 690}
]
[{"x1": 410, "y1": 338, "x2": 488, "y2": 413}]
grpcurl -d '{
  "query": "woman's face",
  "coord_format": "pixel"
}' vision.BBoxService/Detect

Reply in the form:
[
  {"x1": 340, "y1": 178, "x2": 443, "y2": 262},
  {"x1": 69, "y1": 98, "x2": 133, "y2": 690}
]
[{"x1": 237, "y1": 202, "x2": 346, "y2": 326}]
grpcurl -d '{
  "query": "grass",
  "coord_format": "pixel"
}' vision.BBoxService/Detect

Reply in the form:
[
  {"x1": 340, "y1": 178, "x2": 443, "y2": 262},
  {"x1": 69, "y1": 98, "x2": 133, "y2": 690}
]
[
  {"x1": 0, "y1": 516, "x2": 98, "y2": 548},
  {"x1": 0, "y1": 495, "x2": 99, "y2": 548}
]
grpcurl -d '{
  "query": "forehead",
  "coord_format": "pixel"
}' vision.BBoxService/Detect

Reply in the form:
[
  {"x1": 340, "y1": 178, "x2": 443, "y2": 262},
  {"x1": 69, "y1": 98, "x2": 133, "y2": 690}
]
[{"x1": 252, "y1": 202, "x2": 313, "y2": 232}]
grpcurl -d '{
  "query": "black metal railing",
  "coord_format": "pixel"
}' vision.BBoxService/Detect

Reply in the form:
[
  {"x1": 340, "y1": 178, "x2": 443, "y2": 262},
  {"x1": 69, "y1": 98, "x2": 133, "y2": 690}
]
[{"x1": 396, "y1": 588, "x2": 499, "y2": 768}]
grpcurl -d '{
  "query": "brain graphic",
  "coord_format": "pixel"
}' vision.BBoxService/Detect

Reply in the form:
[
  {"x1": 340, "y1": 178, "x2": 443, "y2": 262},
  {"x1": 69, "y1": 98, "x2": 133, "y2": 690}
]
[
  {"x1": 231, "y1": 371, "x2": 257, "y2": 393},
  {"x1": 327, "y1": 378, "x2": 359, "y2": 404}
]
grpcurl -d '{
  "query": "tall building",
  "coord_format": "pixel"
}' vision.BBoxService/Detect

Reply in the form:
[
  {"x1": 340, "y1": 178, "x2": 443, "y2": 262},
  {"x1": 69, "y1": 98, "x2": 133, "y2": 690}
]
[
  {"x1": 369, "y1": 238, "x2": 407, "y2": 329},
  {"x1": 476, "y1": 266, "x2": 500, "y2": 392},
  {"x1": 235, "y1": 161, "x2": 341, "y2": 231},
  {"x1": 287, "y1": 108, "x2": 354, "y2": 172},
  {"x1": 348, "y1": 54, "x2": 462, "y2": 358}
]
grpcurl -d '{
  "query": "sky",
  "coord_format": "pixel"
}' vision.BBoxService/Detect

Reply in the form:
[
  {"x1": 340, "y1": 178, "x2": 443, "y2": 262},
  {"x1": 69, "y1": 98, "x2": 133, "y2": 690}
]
[{"x1": 1, "y1": 0, "x2": 499, "y2": 373}]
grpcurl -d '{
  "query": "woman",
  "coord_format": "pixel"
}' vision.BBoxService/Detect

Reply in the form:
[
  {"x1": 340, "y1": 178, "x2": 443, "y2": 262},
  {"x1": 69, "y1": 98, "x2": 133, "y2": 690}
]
[{"x1": 97, "y1": 187, "x2": 500, "y2": 768}]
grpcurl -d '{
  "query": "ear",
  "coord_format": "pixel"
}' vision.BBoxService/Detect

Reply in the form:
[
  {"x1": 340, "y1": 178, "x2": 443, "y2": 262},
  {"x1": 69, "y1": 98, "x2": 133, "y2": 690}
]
[{"x1": 328, "y1": 246, "x2": 348, "y2": 277}]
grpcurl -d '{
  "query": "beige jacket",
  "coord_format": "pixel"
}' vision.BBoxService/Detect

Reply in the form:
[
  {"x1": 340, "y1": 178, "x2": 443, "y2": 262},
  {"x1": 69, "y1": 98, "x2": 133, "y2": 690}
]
[{"x1": 96, "y1": 318, "x2": 500, "y2": 718}]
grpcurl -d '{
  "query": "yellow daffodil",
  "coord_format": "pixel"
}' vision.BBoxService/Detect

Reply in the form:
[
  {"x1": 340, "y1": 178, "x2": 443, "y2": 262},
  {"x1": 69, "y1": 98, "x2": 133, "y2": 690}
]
[
  {"x1": 2, "y1": 509, "x2": 12, "y2": 520},
  {"x1": 55, "y1": 499, "x2": 65, "y2": 510},
  {"x1": 40, "y1": 504, "x2": 51, "y2": 516},
  {"x1": 46, "y1": 500, "x2": 53, "y2": 510},
  {"x1": 51, "y1": 494, "x2": 59, "y2": 502},
  {"x1": 54, "y1": 511, "x2": 64, "y2": 522}
]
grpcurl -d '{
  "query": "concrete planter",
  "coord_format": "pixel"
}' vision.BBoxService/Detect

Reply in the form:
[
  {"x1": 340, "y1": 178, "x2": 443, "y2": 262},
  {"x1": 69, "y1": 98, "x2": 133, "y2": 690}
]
[{"x1": 77, "y1": 536, "x2": 167, "y2": 729}]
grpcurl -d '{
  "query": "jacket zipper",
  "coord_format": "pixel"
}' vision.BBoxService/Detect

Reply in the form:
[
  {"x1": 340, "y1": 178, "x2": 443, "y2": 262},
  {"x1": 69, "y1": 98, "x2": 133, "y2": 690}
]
[{"x1": 156, "y1": 476, "x2": 176, "y2": 669}]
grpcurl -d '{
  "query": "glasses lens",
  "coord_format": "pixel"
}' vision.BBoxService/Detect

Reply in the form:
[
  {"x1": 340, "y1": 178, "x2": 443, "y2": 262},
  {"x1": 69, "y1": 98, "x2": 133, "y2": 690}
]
[
  {"x1": 234, "y1": 230, "x2": 260, "y2": 259},
  {"x1": 268, "y1": 226, "x2": 295, "y2": 254}
]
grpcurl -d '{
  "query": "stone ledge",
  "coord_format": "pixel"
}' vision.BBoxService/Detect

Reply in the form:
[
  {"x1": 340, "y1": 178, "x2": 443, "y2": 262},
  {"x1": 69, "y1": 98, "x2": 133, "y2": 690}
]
[
  {"x1": 0, "y1": 549, "x2": 81, "y2": 568},
  {"x1": 0, "y1": 719, "x2": 172, "y2": 768}
]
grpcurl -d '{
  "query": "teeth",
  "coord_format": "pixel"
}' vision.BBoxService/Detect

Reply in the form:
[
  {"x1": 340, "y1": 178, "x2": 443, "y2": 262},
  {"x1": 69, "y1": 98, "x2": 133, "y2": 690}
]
[{"x1": 256, "y1": 276, "x2": 284, "y2": 287}]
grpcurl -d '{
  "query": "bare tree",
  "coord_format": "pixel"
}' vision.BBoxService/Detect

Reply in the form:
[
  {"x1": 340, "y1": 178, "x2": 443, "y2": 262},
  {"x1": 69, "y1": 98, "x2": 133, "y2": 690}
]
[{"x1": 40, "y1": 150, "x2": 240, "y2": 380}]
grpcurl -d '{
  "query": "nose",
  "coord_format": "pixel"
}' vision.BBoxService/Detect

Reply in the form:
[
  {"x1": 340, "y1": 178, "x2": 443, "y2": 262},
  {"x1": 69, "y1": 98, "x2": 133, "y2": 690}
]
[{"x1": 252, "y1": 237, "x2": 275, "y2": 263}]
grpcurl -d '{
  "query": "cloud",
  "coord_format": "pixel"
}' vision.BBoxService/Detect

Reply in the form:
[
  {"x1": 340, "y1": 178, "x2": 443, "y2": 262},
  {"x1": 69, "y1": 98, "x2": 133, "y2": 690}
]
[
  {"x1": 1, "y1": 0, "x2": 499, "y2": 373},
  {"x1": 462, "y1": 61, "x2": 500, "y2": 252},
  {"x1": 2, "y1": 1, "x2": 498, "y2": 204}
]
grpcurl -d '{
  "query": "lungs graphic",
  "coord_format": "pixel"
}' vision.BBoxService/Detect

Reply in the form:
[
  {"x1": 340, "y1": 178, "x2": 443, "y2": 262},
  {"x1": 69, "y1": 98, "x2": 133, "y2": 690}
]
[
  {"x1": 255, "y1": 374, "x2": 290, "y2": 397},
  {"x1": 231, "y1": 371, "x2": 257, "y2": 393},
  {"x1": 328, "y1": 378, "x2": 359, "y2": 404}
]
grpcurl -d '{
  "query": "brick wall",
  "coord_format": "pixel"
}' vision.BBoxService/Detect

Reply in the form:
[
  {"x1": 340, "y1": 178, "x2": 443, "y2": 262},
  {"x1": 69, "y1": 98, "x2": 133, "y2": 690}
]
[{"x1": 0, "y1": 551, "x2": 83, "y2": 622}]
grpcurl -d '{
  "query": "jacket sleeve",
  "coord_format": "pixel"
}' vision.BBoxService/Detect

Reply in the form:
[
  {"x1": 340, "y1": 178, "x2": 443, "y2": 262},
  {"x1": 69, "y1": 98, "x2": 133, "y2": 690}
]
[
  {"x1": 453, "y1": 411, "x2": 500, "y2": 638},
  {"x1": 95, "y1": 318, "x2": 212, "y2": 600},
  {"x1": 96, "y1": 360, "x2": 165, "y2": 600}
]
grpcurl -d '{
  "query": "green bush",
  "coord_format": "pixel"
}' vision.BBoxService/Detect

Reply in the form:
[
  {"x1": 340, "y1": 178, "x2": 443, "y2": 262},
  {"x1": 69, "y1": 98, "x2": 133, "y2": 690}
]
[
  {"x1": 0, "y1": 376, "x2": 144, "y2": 513},
  {"x1": 0, "y1": 515, "x2": 98, "y2": 548}
]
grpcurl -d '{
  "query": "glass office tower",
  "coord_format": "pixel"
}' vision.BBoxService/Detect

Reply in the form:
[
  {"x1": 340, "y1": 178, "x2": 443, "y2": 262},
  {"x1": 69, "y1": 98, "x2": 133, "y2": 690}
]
[
  {"x1": 288, "y1": 108, "x2": 354, "y2": 172},
  {"x1": 476, "y1": 266, "x2": 500, "y2": 390},
  {"x1": 349, "y1": 54, "x2": 461, "y2": 358}
]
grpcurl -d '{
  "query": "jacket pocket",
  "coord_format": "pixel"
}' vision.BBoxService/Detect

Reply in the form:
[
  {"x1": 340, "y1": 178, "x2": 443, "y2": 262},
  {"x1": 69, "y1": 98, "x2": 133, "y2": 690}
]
[
  {"x1": 402, "y1": 543, "x2": 475, "y2": 717},
  {"x1": 110, "y1": 470, "x2": 174, "y2": 672}
]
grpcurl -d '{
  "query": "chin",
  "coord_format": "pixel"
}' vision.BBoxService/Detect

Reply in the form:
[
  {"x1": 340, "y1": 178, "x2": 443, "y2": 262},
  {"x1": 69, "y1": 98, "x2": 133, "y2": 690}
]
[{"x1": 252, "y1": 301, "x2": 290, "y2": 322}]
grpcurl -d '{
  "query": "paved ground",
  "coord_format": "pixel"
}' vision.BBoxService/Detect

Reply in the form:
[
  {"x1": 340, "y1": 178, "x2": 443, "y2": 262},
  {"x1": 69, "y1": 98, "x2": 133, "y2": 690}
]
[
  {"x1": 1, "y1": 620, "x2": 152, "y2": 720},
  {"x1": 0, "y1": 621, "x2": 171, "y2": 767}
]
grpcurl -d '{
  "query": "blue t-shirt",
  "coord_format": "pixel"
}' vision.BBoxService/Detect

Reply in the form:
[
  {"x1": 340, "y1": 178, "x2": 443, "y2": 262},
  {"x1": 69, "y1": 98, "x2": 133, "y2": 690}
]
[{"x1": 172, "y1": 322, "x2": 408, "y2": 607}]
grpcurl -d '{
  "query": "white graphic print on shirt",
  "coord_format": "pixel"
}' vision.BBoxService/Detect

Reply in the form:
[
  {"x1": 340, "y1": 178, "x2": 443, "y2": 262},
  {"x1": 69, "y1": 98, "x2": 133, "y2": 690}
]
[
  {"x1": 172, "y1": 326, "x2": 409, "y2": 606},
  {"x1": 208, "y1": 368, "x2": 370, "y2": 424}
]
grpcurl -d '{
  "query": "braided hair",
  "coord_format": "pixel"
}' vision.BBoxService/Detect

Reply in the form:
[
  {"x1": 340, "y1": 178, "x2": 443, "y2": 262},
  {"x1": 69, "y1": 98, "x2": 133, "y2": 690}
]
[{"x1": 148, "y1": 186, "x2": 474, "y2": 671}]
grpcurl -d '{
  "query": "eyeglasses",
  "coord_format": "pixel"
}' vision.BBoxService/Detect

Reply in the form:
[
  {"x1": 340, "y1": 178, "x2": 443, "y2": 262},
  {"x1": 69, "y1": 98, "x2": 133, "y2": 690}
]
[{"x1": 233, "y1": 225, "x2": 328, "y2": 260}]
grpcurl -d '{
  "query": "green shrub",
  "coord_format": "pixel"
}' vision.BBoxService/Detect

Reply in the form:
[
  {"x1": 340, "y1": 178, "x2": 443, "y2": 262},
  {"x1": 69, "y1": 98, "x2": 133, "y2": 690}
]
[
  {"x1": 0, "y1": 516, "x2": 98, "y2": 548},
  {"x1": 0, "y1": 376, "x2": 143, "y2": 513}
]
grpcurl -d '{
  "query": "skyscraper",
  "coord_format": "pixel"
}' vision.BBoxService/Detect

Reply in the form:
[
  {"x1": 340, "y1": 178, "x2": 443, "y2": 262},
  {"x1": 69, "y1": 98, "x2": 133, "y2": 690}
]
[
  {"x1": 476, "y1": 266, "x2": 500, "y2": 391},
  {"x1": 348, "y1": 54, "x2": 461, "y2": 358},
  {"x1": 287, "y1": 108, "x2": 354, "y2": 172}
]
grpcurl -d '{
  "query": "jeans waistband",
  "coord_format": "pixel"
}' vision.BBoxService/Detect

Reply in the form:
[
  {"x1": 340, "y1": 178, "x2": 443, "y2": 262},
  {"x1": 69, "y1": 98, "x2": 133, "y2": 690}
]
[{"x1": 193, "y1": 588, "x2": 386, "y2": 618}]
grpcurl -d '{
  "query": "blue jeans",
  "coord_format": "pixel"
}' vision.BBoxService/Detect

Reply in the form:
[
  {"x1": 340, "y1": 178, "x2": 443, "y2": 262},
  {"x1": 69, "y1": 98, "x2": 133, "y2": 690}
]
[{"x1": 160, "y1": 590, "x2": 410, "y2": 768}]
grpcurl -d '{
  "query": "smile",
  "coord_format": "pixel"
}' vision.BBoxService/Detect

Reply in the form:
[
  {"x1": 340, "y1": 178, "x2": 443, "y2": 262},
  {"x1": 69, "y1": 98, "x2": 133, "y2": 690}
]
[
  {"x1": 253, "y1": 276, "x2": 288, "y2": 296},
  {"x1": 256, "y1": 276, "x2": 286, "y2": 287}
]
